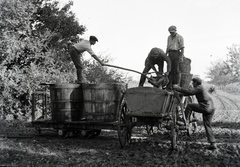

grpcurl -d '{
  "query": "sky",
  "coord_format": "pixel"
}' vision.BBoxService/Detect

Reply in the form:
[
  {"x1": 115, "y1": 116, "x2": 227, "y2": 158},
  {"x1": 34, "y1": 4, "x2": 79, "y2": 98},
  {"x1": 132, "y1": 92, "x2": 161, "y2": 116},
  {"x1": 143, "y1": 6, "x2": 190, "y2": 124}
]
[{"x1": 59, "y1": 0, "x2": 240, "y2": 81}]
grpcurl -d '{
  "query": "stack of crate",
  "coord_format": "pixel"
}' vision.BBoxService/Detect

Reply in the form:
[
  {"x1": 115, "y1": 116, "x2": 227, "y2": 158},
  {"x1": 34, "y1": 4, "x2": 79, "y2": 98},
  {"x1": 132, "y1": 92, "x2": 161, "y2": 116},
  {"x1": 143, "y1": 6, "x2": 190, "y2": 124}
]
[{"x1": 179, "y1": 57, "x2": 193, "y2": 88}]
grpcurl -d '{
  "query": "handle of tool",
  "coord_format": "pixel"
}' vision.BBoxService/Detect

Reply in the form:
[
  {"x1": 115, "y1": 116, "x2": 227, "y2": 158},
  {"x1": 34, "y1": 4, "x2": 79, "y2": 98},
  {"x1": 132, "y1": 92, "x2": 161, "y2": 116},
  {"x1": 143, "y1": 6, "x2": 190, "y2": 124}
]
[
  {"x1": 104, "y1": 64, "x2": 150, "y2": 79},
  {"x1": 105, "y1": 63, "x2": 162, "y2": 87}
]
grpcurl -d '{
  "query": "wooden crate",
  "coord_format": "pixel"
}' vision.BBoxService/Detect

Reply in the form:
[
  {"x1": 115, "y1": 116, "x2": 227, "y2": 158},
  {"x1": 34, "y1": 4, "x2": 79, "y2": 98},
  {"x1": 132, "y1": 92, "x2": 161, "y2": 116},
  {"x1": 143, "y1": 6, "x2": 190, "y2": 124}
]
[
  {"x1": 180, "y1": 73, "x2": 193, "y2": 88},
  {"x1": 125, "y1": 87, "x2": 174, "y2": 117}
]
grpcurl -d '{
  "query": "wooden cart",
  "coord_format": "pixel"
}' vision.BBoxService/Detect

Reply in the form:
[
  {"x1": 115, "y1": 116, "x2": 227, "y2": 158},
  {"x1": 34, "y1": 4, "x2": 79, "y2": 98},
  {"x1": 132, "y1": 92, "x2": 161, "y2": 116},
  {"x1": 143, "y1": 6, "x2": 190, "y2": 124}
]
[{"x1": 116, "y1": 86, "x2": 195, "y2": 150}]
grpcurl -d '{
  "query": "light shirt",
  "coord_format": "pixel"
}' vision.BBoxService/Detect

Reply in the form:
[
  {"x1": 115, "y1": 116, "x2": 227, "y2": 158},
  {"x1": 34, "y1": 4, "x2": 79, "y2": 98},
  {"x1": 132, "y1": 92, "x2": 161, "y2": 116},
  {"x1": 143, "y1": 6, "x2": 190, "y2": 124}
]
[
  {"x1": 73, "y1": 39, "x2": 95, "y2": 56},
  {"x1": 167, "y1": 33, "x2": 184, "y2": 51}
]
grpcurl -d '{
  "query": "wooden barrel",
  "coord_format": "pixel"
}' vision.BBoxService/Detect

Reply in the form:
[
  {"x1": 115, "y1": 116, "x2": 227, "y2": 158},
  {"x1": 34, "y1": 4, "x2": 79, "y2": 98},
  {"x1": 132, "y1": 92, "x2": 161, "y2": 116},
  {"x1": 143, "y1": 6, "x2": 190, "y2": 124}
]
[
  {"x1": 50, "y1": 84, "x2": 84, "y2": 122},
  {"x1": 180, "y1": 73, "x2": 193, "y2": 88},
  {"x1": 50, "y1": 83, "x2": 126, "y2": 122},
  {"x1": 179, "y1": 57, "x2": 191, "y2": 73},
  {"x1": 81, "y1": 83, "x2": 126, "y2": 122}
]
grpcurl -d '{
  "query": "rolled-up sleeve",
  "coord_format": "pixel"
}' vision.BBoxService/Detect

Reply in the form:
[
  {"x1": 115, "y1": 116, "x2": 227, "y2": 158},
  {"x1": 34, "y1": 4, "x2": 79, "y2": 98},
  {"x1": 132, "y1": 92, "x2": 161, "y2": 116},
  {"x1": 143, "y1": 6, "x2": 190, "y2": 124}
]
[{"x1": 85, "y1": 46, "x2": 96, "y2": 56}]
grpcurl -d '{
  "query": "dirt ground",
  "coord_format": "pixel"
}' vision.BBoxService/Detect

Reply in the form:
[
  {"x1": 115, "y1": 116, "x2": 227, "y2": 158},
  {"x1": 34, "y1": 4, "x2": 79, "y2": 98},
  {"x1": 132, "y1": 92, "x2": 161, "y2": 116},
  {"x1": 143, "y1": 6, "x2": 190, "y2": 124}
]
[{"x1": 0, "y1": 90, "x2": 240, "y2": 167}]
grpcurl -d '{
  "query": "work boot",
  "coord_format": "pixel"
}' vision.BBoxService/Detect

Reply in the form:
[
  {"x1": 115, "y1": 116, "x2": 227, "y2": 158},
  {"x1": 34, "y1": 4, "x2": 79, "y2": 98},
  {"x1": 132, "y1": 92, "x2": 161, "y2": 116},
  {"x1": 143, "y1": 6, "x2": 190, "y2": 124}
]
[{"x1": 207, "y1": 143, "x2": 217, "y2": 150}]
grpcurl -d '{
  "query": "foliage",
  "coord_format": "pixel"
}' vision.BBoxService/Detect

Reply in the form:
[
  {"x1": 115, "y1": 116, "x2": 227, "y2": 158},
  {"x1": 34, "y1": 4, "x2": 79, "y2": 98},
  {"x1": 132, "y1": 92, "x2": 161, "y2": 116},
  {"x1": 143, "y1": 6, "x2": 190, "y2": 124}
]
[
  {"x1": 0, "y1": 0, "x2": 46, "y2": 119},
  {"x1": 83, "y1": 55, "x2": 131, "y2": 84},
  {"x1": 206, "y1": 60, "x2": 231, "y2": 85},
  {"x1": 0, "y1": 0, "x2": 130, "y2": 120},
  {"x1": 218, "y1": 82, "x2": 240, "y2": 94},
  {"x1": 225, "y1": 44, "x2": 240, "y2": 82},
  {"x1": 206, "y1": 44, "x2": 240, "y2": 85}
]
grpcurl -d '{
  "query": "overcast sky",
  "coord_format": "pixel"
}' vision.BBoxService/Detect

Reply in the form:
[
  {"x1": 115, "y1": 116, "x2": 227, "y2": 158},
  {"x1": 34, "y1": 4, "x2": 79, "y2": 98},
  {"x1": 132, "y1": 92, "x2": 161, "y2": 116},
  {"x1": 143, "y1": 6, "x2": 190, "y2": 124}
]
[{"x1": 59, "y1": 0, "x2": 240, "y2": 81}]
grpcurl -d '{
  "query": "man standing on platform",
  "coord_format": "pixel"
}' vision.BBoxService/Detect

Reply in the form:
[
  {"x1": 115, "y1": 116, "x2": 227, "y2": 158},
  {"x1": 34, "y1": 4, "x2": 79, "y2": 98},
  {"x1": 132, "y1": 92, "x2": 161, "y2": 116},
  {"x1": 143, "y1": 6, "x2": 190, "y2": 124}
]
[
  {"x1": 69, "y1": 36, "x2": 104, "y2": 83},
  {"x1": 166, "y1": 25, "x2": 184, "y2": 88}
]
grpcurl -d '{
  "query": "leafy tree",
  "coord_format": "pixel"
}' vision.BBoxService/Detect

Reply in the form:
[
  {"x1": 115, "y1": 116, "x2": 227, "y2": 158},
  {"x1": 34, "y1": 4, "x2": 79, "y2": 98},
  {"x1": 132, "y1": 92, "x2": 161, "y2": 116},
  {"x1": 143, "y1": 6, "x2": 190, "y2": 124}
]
[
  {"x1": 0, "y1": 0, "x2": 81, "y2": 119},
  {"x1": 225, "y1": 44, "x2": 240, "y2": 82},
  {"x1": 206, "y1": 44, "x2": 240, "y2": 85},
  {"x1": 1, "y1": 0, "x2": 52, "y2": 119},
  {"x1": 0, "y1": 0, "x2": 131, "y2": 120},
  {"x1": 206, "y1": 60, "x2": 231, "y2": 85},
  {"x1": 83, "y1": 55, "x2": 130, "y2": 84}
]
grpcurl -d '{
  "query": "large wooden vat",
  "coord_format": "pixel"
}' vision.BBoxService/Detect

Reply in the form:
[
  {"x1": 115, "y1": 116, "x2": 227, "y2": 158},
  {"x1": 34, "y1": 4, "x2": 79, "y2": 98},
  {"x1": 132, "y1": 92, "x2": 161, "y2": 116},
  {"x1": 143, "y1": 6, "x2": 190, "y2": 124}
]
[
  {"x1": 50, "y1": 83, "x2": 125, "y2": 122},
  {"x1": 81, "y1": 83, "x2": 125, "y2": 122},
  {"x1": 50, "y1": 84, "x2": 83, "y2": 122}
]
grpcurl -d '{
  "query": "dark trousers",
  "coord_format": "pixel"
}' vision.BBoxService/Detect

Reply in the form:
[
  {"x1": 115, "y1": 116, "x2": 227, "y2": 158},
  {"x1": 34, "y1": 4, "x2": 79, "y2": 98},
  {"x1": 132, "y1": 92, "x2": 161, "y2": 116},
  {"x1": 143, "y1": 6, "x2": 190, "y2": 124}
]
[
  {"x1": 168, "y1": 51, "x2": 181, "y2": 86},
  {"x1": 138, "y1": 62, "x2": 164, "y2": 87},
  {"x1": 69, "y1": 46, "x2": 83, "y2": 81},
  {"x1": 185, "y1": 103, "x2": 216, "y2": 143}
]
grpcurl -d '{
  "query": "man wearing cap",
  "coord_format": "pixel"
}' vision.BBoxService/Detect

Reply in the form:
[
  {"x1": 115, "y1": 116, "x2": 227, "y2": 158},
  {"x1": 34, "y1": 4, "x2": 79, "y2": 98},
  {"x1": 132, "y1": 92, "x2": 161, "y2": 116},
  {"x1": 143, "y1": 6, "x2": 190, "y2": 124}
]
[
  {"x1": 69, "y1": 36, "x2": 104, "y2": 83},
  {"x1": 139, "y1": 47, "x2": 171, "y2": 87},
  {"x1": 173, "y1": 77, "x2": 217, "y2": 150},
  {"x1": 166, "y1": 25, "x2": 184, "y2": 88}
]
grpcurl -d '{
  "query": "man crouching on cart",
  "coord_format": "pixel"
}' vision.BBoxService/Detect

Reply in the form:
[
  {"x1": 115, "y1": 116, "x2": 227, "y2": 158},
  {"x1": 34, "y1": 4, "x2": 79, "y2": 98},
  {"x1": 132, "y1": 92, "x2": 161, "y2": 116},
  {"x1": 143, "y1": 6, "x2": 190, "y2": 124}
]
[
  {"x1": 138, "y1": 47, "x2": 171, "y2": 88},
  {"x1": 173, "y1": 77, "x2": 217, "y2": 150}
]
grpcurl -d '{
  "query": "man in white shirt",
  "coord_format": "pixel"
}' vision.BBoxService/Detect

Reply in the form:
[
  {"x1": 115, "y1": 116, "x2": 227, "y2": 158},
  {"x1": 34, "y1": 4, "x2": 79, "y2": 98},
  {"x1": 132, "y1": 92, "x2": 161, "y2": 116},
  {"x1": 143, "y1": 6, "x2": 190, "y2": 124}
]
[
  {"x1": 69, "y1": 36, "x2": 104, "y2": 83},
  {"x1": 166, "y1": 25, "x2": 184, "y2": 88}
]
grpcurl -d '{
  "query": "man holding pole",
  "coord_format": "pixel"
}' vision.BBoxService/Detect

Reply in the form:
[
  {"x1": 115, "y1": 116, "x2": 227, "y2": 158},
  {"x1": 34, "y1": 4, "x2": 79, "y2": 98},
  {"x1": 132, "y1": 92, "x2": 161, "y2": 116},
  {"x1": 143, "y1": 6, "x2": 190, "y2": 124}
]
[{"x1": 69, "y1": 36, "x2": 104, "y2": 83}]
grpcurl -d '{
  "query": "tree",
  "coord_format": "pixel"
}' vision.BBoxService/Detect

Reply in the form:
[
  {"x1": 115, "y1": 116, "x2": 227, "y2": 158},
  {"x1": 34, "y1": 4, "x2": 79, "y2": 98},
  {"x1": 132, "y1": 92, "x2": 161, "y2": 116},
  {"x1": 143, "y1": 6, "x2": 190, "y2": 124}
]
[
  {"x1": 0, "y1": 0, "x2": 131, "y2": 120},
  {"x1": 0, "y1": 0, "x2": 83, "y2": 119},
  {"x1": 225, "y1": 44, "x2": 240, "y2": 82},
  {"x1": 206, "y1": 60, "x2": 232, "y2": 85},
  {"x1": 83, "y1": 55, "x2": 131, "y2": 84},
  {"x1": 206, "y1": 44, "x2": 240, "y2": 85}
]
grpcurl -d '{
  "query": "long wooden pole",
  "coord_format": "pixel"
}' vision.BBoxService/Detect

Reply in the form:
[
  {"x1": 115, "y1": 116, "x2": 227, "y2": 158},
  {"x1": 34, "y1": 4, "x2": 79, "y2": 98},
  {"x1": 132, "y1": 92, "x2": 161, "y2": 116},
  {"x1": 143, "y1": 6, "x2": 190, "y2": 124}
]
[
  {"x1": 104, "y1": 64, "x2": 144, "y2": 76},
  {"x1": 104, "y1": 64, "x2": 159, "y2": 87}
]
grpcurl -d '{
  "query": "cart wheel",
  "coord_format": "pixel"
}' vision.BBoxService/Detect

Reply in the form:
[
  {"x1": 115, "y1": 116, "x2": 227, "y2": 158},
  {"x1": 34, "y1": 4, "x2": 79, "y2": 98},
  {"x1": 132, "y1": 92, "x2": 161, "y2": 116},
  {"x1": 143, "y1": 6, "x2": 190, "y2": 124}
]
[
  {"x1": 58, "y1": 129, "x2": 69, "y2": 138},
  {"x1": 171, "y1": 103, "x2": 178, "y2": 150},
  {"x1": 80, "y1": 130, "x2": 89, "y2": 138},
  {"x1": 87, "y1": 130, "x2": 101, "y2": 139},
  {"x1": 117, "y1": 96, "x2": 132, "y2": 148},
  {"x1": 146, "y1": 124, "x2": 154, "y2": 135},
  {"x1": 184, "y1": 97, "x2": 198, "y2": 135},
  {"x1": 35, "y1": 127, "x2": 41, "y2": 135},
  {"x1": 93, "y1": 129, "x2": 101, "y2": 136}
]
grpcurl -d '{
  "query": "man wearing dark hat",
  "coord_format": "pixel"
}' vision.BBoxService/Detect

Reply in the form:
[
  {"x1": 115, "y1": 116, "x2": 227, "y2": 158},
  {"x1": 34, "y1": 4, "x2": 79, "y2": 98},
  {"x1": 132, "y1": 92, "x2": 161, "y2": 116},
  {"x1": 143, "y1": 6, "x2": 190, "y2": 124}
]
[
  {"x1": 166, "y1": 25, "x2": 184, "y2": 88},
  {"x1": 69, "y1": 36, "x2": 104, "y2": 83},
  {"x1": 139, "y1": 47, "x2": 171, "y2": 87},
  {"x1": 173, "y1": 77, "x2": 217, "y2": 150}
]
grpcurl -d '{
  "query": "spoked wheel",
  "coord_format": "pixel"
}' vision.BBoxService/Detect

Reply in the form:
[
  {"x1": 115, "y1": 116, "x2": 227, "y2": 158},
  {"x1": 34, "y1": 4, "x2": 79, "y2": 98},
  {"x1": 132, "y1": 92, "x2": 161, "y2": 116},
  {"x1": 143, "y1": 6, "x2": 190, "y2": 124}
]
[
  {"x1": 171, "y1": 98, "x2": 179, "y2": 150},
  {"x1": 183, "y1": 96, "x2": 198, "y2": 135},
  {"x1": 146, "y1": 124, "x2": 154, "y2": 135},
  {"x1": 93, "y1": 129, "x2": 101, "y2": 137},
  {"x1": 117, "y1": 96, "x2": 133, "y2": 148}
]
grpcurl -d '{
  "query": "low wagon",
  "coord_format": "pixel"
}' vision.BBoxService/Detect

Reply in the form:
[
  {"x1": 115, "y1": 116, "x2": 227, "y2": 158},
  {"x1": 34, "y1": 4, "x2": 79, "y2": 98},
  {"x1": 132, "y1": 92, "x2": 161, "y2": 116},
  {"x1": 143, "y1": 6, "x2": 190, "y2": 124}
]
[{"x1": 32, "y1": 83, "x2": 126, "y2": 138}]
